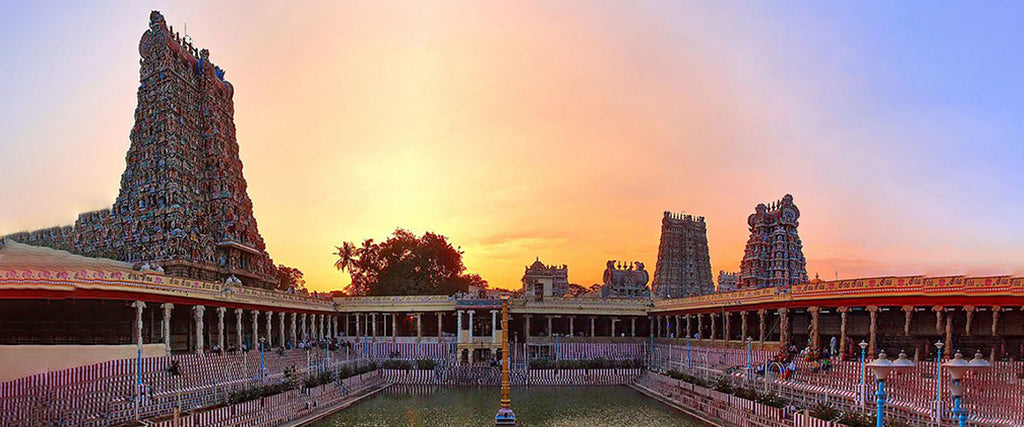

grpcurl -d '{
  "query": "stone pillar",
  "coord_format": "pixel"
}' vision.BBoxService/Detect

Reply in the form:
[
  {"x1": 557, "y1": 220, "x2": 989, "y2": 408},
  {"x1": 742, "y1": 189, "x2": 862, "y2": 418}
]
[
  {"x1": 612, "y1": 317, "x2": 619, "y2": 336},
  {"x1": 724, "y1": 312, "x2": 732, "y2": 342},
  {"x1": 758, "y1": 309, "x2": 766, "y2": 348},
  {"x1": 808, "y1": 306, "x2": 820, "y2": 349},
  {"x1": 964, "y1": 306, "x2": 975, "y2": 335},
  {"x1": 778, "y1": 308, "x2": 789, "y2": 349},
  {"x1": 290, "y1": 313, "x2": 297, "y2": 346},
  {"x1": 456, "y1": 311, "x2": 463, "y2": 342},
  {"x1": 867, "y1": 306, "x2": 878, "y2": 357},
  {"x1": 710, "y1": 313, "x2": 718, "y2": 342},
  {"x1": 265, "y1": 311, "x2": 273, "y2": 347},
  {"x1": 300, "y1": 313, "x2": 307, "y2": 342},
  {"x1": 161, "y1": 303, "x2": 174, "y2": 350},
  {"x1": 546, "y1": 316, "x2": 553, "y2": 336},
  {"x1": 417, "y1": 313, "x2": 423, "y2": 338},
  {"x1": 902, "y1": 305, "x2": 914, "y2": 336},
  {"x1": 656, "y1": 316, "x2": 662, "y2": 337},
  {"x1": 524, "y1": 314, "x2": 531, "y2": 341},
  {"x1": 992, "y1": 306, "x2": 1001, "y2": 336},
  {"x1": 944, "y1": 316, "x2": 952, "y2": 359},
  {"x1": 648, "y1": 316, "x2": 654, "y2": 338},
  {"x1": 631, "y1": 317, "x2": 636, "y2": 337},
  {"x1": 838, "y1": 307, "x2": 849, "y2": 357},
  {"x1": 468, "y1": 311, "x2": 475, "y2": 338},
  {"x1": 355, "y1": 313, "x2": 361, "y2": 338},
  {"x1": 193, "y1": 305, "x2": 206, "y2": 354},
  {"x1": 436, "y1": 312, "x2": 443, "y2": 339},
  {"x1": 933, "y1": 306, "x2": 944, "y2": 333},
  {"x1": 344, "y1": 314, "x2": 350, "y2": 337},
  {"x1": 590, "y1": 316, "x2": 596, "y2": 337},
  {"x1": 569, "y1": 316, "x2": 575, "y2": 336},
  {"x1": 251, "y1": 310, "x2": 260, "y2": 350},
  {"x1": 740, "y1": 311, "x2": 749, "y2": 341},
  {"x1": 279, "y1": 312, "x2": 285, "y2": 347},
  {"x1": 372, "y1": 313, "x2": 378, "y2": 337},
  {"x1": 686, "y1": 314, "x2": 692, "y2": 339},
  {"x1": 391, "y1": 313, "x2": 397, "y2": 338},
  {"x1": 698, "y1": 314, "x2": 704, "y2": 341},
  {"x1": 132, "y1": 301, "x2": 146, "y2": 348},
  {"x1": 333, "y1": 315, "x2": 339, "y2": 339},
  {"x1": 216, "y1": 306, "x2": 226, "y2": 351},
  {"x1": 235, "y1": 308, "x2": 243, "y2": 350}
]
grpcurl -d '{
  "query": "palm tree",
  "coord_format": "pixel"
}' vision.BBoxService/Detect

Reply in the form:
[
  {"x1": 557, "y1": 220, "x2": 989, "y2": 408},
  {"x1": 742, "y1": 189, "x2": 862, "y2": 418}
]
[{"x1": 334, "y1": 242, "x2": 356, "y2": 272}]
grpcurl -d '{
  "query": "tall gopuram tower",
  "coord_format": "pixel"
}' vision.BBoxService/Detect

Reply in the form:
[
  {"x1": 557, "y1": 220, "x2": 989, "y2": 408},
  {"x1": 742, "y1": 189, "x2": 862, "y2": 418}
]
[
  {"x1": 651, "y1": 212, "x2": 713, "y2": 298},
  {"x1": 5, "y1": 11, "x2": 277, "y2": 288},
  {"x1": 738, "y1": 194, "x2": 808, "y2": 289}
]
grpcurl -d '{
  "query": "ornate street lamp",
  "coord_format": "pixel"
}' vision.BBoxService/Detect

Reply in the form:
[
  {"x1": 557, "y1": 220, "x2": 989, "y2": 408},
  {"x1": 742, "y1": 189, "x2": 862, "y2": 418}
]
[
  {"x1": 934, "y1": 340, "x2": 944, "y2": 423},
  {"x1": 745, "y1": 336, "x2": 754, "y2": 385},
  {"x1": 867, "y1": 350, "x2": 914, "y2": 427},
  {"x1": 259, "y1": 337, "x2": 266, "y2": 381},
  {"x1": 859, "y1": 340, "x2": 869, "y2": 409},
  {"x1": 686, "y1": 335, "x2": 692, "y2": 369},
  {"x1": 943, "y1": 350, "x2": 990, "y2": 427}
]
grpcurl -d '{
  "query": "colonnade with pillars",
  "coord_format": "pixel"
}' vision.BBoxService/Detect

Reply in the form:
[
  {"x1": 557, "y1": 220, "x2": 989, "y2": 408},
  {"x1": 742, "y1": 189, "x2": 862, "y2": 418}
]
[
  {"x1": 517, "y1": 314, "x2": 647, "y2": 341},
  {"x1": 130, "y1": 301, "x2": 339, "y2": 354},
  {"x1": 651, "y1": 304, "x2": 1024, "y2": 360},
  {"x1": 339, "y1": 311, "x2": 651, "y2": 342}
]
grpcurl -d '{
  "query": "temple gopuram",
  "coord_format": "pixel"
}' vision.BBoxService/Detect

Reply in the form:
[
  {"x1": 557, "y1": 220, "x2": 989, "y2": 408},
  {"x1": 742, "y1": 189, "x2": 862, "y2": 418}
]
[
  {"x1": 738, "y1": 194, "x2": 808, "y2": 289},
  {"x1": 5, "y1": 11, "x2": 277, "y2": 289},
  {"x1": 651, "y1": 211, "x2": 714, "y2": 298}
]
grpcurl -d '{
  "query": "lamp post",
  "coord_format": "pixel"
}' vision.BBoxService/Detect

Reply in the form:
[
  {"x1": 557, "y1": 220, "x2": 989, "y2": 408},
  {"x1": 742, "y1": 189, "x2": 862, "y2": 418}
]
[
  {"x1": 867, "y1": 350, "x2": 915, "y2": 427},
  {"x1": 859, "y1": 340, "x2": 869, "y2": 409},
  {"x1": 259, "y1": 337, "x2": 266, "y2": 381},
  {"x1": 495, "y1": 294, "x2": 516, "y2": 425},
  {"x1": 934, "y1": 340, "x2": 944, "y2": 424},
  {"x1": 943, "y1": 350, "x2": 991, "y2": 427},
  {"x1": 746, "y1": 336, "x2": 753, "y2": 385},
  {"x1": 325, "y1": 338, "x2": 331, "y2": 372},
  {"x1": 686, "y1": 336, "x2": 691, "y2": 370}
]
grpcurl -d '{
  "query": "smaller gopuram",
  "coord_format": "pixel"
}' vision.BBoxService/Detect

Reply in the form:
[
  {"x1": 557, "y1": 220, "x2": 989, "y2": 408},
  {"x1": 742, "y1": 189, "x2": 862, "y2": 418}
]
[
  {"x1": 600, "y1": 260, "x2": 651, "y2": 299},
  {"x1": 738, "y1": 194, "x2": 808, "y2": 289},
  {"x1": 716, "y1": 270, "x2": 740, "y2": 292},
  {"x1": 651, "y1": 211, "x2": 714, "y2": 298},
  {"x1": 521, "y1": 258, "x2": 569, "y2": 299}
]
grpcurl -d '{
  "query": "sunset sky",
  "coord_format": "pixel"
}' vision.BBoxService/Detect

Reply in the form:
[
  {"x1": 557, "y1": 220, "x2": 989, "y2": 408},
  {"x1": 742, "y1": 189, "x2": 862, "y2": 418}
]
[{"x1": 1, "y1": 2, "x2": 1022, "y2": 292}]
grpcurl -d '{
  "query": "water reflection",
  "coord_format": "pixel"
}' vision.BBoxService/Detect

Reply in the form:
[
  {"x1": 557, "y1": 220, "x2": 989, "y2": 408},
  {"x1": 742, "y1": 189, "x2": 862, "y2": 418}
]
[{"x1": 315, "y1": 385, "x2": 703, "y2": 426}]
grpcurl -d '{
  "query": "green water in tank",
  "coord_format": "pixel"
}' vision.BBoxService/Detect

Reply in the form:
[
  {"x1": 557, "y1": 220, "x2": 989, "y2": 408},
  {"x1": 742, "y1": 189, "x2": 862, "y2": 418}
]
[{"x1": 313, "y1": 385, "x2": 704, "y2": 426}]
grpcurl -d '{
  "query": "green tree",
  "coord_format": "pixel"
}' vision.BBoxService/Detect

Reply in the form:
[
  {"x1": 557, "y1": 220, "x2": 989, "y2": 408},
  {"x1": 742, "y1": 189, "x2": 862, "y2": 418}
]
[
  {"x1": 335, "y1": 229, "x2": 486, "y2": 296},
  {"x1": 275, "y1": 264, "x2": 305, "y2": 291},
  {"x1": 567, "y1": 283, "x2": 589, "y2": 296}
]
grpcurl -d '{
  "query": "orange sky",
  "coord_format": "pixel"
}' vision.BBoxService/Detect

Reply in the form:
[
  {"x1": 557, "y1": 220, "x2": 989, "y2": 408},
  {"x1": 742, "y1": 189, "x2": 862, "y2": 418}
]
[{"x1": 2, "y1": 2, "x2": 1022, "y2": 292}]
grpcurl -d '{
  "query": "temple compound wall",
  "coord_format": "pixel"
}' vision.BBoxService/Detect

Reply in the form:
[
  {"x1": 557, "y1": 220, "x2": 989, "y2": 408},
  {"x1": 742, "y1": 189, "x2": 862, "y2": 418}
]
[
  {"x1": 4, "y1": 11, "x2": 276, "y2": 289},
  {"x1": 652, "y1": 211, "x2": 713, "y2": 298}
]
